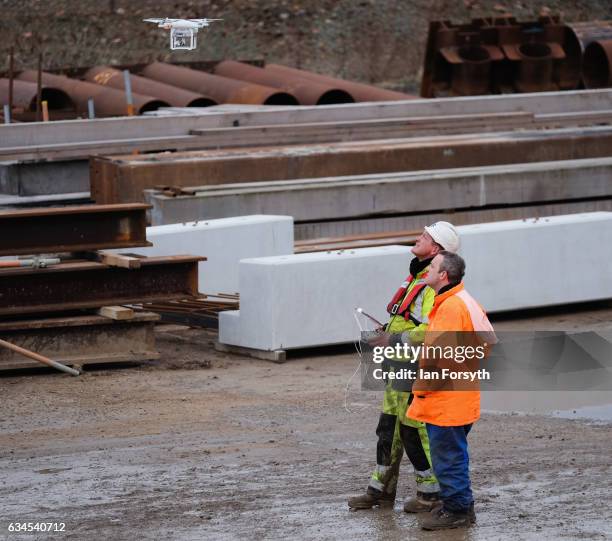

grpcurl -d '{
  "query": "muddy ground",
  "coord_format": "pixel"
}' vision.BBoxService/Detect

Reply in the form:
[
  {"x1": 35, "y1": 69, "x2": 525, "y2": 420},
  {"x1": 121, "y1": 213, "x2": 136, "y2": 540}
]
[{"x1": 1, "y1": 304, "x2": 611, "y2": 541}]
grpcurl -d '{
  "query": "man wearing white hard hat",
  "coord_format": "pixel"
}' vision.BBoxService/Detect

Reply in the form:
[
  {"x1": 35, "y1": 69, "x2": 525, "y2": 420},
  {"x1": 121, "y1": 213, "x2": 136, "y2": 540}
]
[{"x1": 348, "y1": 221, "x2": 460, "y2": 513}]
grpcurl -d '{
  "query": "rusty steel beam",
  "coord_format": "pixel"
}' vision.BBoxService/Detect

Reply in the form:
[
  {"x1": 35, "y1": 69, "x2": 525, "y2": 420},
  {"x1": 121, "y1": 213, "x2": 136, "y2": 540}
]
[
  {"x1": 0, "y1": 312, "x2": 160, "y2": 371},
  {"x1": 0, "y1": 203, "x2": 151, "y2": 256},
  {"x1": 141, "y1": 62, "x2": 299, "y2": 106},
  {"x1": 84, "y1": 66, "x2": 217, "y2": 107},
  {"x1": 0, "y1": 78, "x2": 74, "y2": 112},
  {"x1": 213, "y1": 61, "x2": 354, "y2": 105},
  {"x1": 264, "y1": 64, "x2": 416, "y2": 102},
  {"x1": 90, "y1": 126, "x2": 612, "y2": 204},
  {"x1": 17, "y1": 70, "x2": 169, "y2": 116},
  {"x1": 0, "y1": 255, "x2": 202, "y2": 316}
]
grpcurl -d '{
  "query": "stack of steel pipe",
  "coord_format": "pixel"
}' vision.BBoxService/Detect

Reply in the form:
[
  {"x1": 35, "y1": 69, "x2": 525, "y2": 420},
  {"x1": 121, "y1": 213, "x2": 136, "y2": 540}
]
[
  {"x1": 213, "y1": 60, "x2": 354, "y2": 105},
  {"x1": 264, "y1": 63, "x2": 416, "y2": 102},
  {"x1": 84, "y1": 66, "x2": 217, "y2": 107},
  {"x1": 16, "y1": 70, "x2": 169, "y2": 116},
  {"x1": 141, "y1": 62, "x2": 299, "y2": 105}
]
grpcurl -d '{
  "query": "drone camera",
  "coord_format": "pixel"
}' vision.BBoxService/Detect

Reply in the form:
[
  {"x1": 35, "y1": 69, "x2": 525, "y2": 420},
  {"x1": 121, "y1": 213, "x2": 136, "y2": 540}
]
[{"x1": 171, "y1": 27, "x2": 197, "y2": 50}]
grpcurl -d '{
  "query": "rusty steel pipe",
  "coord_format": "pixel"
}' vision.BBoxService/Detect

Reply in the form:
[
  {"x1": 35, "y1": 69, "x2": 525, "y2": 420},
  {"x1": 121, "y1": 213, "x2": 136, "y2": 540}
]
[
  {"x1": 513, "y1": 42, "x2": 557, "y2": 93},
  {"x1": 214, "y1": 60, "x2": 353, "y2": 105},
  {"x1": 84, "y1": 66, "x2": 217, "y2": 107},
  {"x1": 563, "y1": 21, "x2": 612, "y2": 88},
  {"x1": 17, "y1": 70, "x2": 169, "y2": 116},
  {"x1": 265, "y1": 63, "x2": 416, "y2": 102},
  {"x1": 0, "y1": 79, "x2": 74, "y2": 111},
  {"x1": 141, "y1": 62, "x2": 298, "y2": 106},
  {"x1": 583, "y1": 40, "x2": 612, "y2": 88},
  {"x1": 439, "y1": 45, "x2": 498, "y2": 96}
]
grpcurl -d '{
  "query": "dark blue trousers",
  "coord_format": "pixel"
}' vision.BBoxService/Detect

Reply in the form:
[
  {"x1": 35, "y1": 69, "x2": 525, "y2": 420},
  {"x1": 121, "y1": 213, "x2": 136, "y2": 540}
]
[{"x1": 426, "y1": 423, "x2": 473, "y2": 514}]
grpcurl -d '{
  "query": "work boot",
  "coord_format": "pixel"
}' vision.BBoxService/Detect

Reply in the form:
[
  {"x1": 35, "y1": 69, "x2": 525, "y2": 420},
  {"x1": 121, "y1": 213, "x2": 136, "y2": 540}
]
[
  {"x1": 421, "y1": 506, "x2": 471, "y2": 530},
  {"x1": 403, "y1": 491, "x2": 441, "y2": 513},
  {"x1": 348, "y1": 487, "x2": 395, "y2": 509},
  {"x1": 430, "y1": 501, "x2": 476, "y2": 524}
]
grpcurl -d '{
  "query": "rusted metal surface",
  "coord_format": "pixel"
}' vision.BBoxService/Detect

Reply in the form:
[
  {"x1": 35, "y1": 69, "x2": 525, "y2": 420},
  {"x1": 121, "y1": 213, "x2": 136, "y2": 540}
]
[
  {"x1": 214, "y1": 60, "x2": 353, "y2": 105},
  {"x1": 141, "y1": 62, "x2": 298, "y2": 105},
  {"x1": 0, "y1": 203, "x2": 151, "y2": 256},
  {"x1": 421, "y1": 16, "x2": 581, "y2": 97},
  {"x1": 90, "y1": 126, "x2": 612, "y2": 204},
  {"x1": 564, "y1": 21, "x2": 612, "y2": 52},
  {"x1": 16, "y1": 70, "x2": 169, "y2": 116},
  {"x1": 0, "y1": 255, "x2": 202, "y2": 316},
  {"x1": 84, "y1": 66, "x2": 217, "y2": 107},
  {"x1": 264, "y1": 63, "x2": 416, "y2": 102},
  {"x1": 294, "y1": 230, "x2": 420, "y2": 253},
  {"x1": 0, "y1": 312, "x2": 160, "y2": 371},
  {"x1": 135, "y1": 294, "x2": 239, "y2": 329},
  {"x1": 0, "y1": 78, "x2": 74, "y2": 112},
  {"x1": 582, "y1": 40, "x2": 612, "y2": 88}
]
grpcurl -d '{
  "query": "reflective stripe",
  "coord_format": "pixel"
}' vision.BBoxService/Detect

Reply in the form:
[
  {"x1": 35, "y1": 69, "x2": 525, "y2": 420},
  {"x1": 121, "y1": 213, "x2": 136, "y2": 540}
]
[
  {"x1": 374, "y1": 464, "x2": 390, "y2": 476},
  {"x1": 412, "y1": 285, "x2": 426, "y2": 324},
  {"x1": 455, "y1": 289, "x2": 498, "y2": 344},
  {"x1": 368, "y1": 478, "x2": 385, "y2": 491},
  {"x1": 414, "y1": 467, "x2": 439, "y2": 492},
  {"x1": 369, "y1": 464, "x2": 390, "y2": 492},
  {"x1": 415, "y1": 468, "x2": 435, "y2": 478},
  {"x1": 417, "y1": 481, "x2": 440, "y2": 493}
]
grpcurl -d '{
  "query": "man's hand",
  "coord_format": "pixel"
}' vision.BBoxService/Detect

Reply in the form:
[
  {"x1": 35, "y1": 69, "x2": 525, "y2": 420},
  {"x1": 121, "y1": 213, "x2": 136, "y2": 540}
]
[{"x1": 367, "y1": 331, "x2": 392, "y2": 348}]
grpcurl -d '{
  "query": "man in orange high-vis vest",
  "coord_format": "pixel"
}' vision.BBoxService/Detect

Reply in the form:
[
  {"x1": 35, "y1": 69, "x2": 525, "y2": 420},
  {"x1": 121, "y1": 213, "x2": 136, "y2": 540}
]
[{"x1": 407, "y1": 251, "x2": 496, "y2": 531}]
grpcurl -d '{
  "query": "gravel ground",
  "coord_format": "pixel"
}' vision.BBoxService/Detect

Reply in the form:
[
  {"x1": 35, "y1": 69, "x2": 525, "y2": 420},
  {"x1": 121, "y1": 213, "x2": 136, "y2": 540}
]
[{"x1": 1, "y1": 303, "x2": 611, "y2": 540}]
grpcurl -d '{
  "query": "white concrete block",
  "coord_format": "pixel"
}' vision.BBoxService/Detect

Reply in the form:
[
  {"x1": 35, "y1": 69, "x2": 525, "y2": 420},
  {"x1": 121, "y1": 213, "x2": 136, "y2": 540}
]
[
  {"x1": 220, "y1": 212, "x2": 612, "y2": 352},
  {"x1": 458, "y1": 212, "x2": 612, "y2": 312},
  {"x1": 131, "y1": 215, "x2": 293, "y2": 295},
  {"x1": 219, "y1": 246, "x2": 414, "y2": 351}
]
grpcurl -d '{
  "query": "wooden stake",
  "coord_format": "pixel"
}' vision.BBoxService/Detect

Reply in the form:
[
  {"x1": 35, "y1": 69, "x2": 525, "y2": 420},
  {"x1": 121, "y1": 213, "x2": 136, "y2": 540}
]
[
  {"x1": 97, "y1": 252, "x2": 142, "y2": 269},
  {"x1": 0, "y1": 338, "x2": 80, "y2": 376}
]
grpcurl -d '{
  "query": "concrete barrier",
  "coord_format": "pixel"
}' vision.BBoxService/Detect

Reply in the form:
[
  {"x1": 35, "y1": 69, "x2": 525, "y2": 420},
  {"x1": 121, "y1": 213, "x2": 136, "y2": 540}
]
[
  {"x1": 4, "y1": 89, "x2": 612, "y2": 148},
  {"x1": 458, "y1": 212, "x2": 612, "y2": 312},
  {"x1": 128, "y1": 215, "x2": 293, "y2": 295},
  {"x1": 219, "y1": 213, "x2": 612, "y2": 352},
  {"x1": 219, "y1": 246, "x2": 413, "y2": 351},
  {"x1": 144, "y1": 158, "x2": 612, "y2": 225}
]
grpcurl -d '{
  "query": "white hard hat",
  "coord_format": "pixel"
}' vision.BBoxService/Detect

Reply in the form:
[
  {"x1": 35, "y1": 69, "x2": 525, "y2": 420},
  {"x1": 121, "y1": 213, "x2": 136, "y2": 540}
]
[{"x1": 424, "y1": 221, "x2": 460, "y2": 253}]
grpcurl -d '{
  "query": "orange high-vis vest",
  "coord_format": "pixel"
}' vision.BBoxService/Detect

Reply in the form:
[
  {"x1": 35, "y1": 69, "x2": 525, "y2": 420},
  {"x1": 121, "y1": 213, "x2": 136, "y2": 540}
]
[{"x1": 407, "y1": 282, "x2": 496, "y2": 427}]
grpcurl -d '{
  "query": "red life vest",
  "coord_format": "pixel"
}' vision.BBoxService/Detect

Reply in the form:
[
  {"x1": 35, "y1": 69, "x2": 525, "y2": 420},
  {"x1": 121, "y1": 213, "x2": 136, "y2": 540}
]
[{"x1": 386, "y1": 273, "x2": 428, "y2": 321}]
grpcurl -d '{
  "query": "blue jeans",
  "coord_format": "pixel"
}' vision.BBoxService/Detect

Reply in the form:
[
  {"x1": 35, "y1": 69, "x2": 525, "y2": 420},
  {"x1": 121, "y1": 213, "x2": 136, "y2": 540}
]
[{"x1": 426, "y1": 423, "x2": 473, "y2": 514}]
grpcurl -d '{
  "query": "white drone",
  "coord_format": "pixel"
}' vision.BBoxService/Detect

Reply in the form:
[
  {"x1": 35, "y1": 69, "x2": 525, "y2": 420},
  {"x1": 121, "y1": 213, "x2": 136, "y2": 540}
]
[{"x1": 144, "y1": 18, "x2": 222, "y2": 50}]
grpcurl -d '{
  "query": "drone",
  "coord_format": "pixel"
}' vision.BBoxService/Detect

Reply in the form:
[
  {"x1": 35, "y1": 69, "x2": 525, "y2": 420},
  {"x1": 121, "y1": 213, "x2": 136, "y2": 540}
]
[{"x1": 144, "y1": 18, "x2": 222, "y2": 50}]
